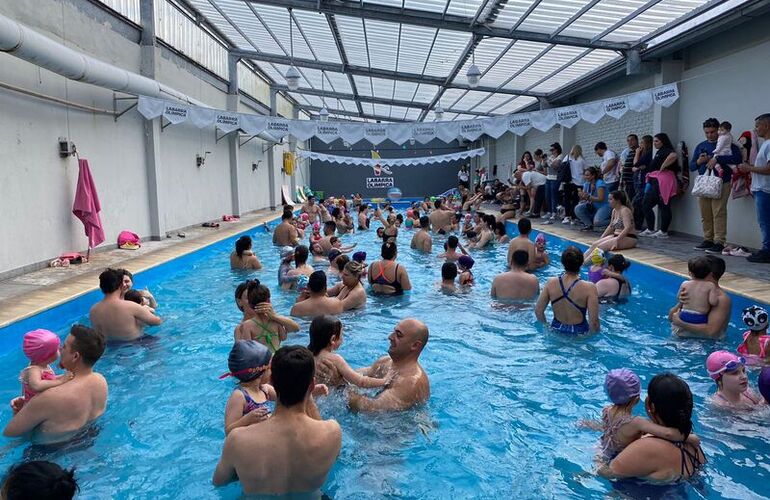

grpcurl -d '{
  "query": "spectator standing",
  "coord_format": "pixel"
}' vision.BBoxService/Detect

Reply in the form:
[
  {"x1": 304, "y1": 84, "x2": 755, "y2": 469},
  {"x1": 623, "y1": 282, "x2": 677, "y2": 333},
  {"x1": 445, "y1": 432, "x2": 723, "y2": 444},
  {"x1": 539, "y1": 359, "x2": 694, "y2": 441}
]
[
  {"x1": 457, "y1": 166, "x2": 470, "y2": 189},
  {"x1": 595, "y1": 142, "x2": 620, "y2": 193},
  {"x1": 543, "y1": 142, "x2": 564, "y2": 224},
  {"x1": 639, "y1": 133, "x2": 679, "y2": 239},
  {"x1": 533, "y1": 149, "x2": 547, "y2": 174},
  {"x1": 690, "y1": 118, "x2": 743, "y2": 254},
  {"x1": 563, "y1": 145, "x2": 587, "y2": 224},
  {"x1": 737, "y1": 113, "x2": 770, "y2": 263},
  {"x1": 632, "y1": 135, "x2": 653, "y2": 230},
  {"x1": 619, "y1": 134, "x2": 639, "y2": 202}
]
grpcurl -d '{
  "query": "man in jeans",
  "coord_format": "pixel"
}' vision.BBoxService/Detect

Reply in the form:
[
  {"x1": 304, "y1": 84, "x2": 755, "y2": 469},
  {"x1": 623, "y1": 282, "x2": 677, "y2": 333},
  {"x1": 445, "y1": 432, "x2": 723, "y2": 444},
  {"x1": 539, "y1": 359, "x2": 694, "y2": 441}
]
[
  {"x1": 595, "y1": 142, "x2": 619, "y2": 193},
  {"x1": 738, "y1": 113, "x2": 770, "y2": 263},
  {"x1": 689, "y1": 118, "x2": 743, "y2": 254}
]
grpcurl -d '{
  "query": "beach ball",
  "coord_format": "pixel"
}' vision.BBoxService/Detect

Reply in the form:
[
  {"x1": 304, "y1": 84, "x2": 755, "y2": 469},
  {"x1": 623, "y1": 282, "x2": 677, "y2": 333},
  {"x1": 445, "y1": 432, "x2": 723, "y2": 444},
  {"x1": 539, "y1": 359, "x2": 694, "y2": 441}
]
[{"x1": 387, "y1": 187, "x2": 403, "y2": 201}]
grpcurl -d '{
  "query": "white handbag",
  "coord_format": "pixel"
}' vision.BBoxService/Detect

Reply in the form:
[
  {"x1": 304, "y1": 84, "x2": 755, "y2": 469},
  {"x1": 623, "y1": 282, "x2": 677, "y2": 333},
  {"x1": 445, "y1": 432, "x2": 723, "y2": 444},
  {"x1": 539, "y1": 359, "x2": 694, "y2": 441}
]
[{"x1": 691, "y1": 169, "x2": 722, "y2": 199}]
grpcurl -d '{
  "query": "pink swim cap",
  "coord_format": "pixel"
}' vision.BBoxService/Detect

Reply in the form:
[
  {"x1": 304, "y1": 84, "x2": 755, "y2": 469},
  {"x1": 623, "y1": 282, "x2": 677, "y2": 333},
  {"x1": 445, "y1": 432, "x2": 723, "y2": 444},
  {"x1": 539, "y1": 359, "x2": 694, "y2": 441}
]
[
  {"x1": 313, "y1": 222, "x2": 320, "y2": 231},
  {"x1": 300, "y1": 213, "x2": 309, "y2": 221},
  {"x1": 23, "y1": 329, "x2": 61, "y2": 364},
  {"x1": 706, "y1": 350, "x2": 744, "y2": 380}
]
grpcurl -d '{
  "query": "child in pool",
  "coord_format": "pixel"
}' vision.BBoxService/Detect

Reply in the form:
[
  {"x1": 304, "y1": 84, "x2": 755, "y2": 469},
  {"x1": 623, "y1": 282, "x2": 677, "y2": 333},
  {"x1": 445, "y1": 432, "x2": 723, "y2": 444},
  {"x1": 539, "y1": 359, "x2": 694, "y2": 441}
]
[
  {"x1": 706, "y1": 351, "x2": 763, "y2": 409},
  {"x1": 458, "y1": 255, "x2": 475, "y2": 286},
  {"x1": 677, "y1": 256, "x2": 720, "y2": 326},
  {"x1": 307, "y1": 315, "x2": 392, "y2": 389},
  {"x1": 759, "y1": 367, "x2": 770, "y2": 404},
  {"x1": 737, "y1": 306, "x2": 770, "y2": 364},
  {"x1": 587, "y1": 248, "x2": 605, "y2": 283},
  {"x1": 19, "y1": 329, "x2": 73, "y2": 402},
  {"x1": 533, "y1": 234, "x2": 550, "y2": 269},
  {"x1": 310, "y1": 222, "x2": 322, "y2": 244},
  {"x1": 582, "y1": 368, "x2": 690, "y2": 460}
]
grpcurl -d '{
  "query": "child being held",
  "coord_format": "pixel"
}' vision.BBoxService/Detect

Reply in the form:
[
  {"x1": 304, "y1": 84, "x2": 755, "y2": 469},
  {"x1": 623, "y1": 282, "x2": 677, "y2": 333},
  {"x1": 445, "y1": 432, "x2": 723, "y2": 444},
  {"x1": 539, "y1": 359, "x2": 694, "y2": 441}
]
[
  {"x1": 583, "y1": 368, "x2": 690, "y2": 459},
  {"x1": 709, "y1": 121, "x2": 737, "y2": 176},
  {"x1": 676, "y1": 256, "x2": 720, "y2": 325},
  {"x1": 587, "y1": 248, "x2": 606, "y2": 283},
  {"x1": 458, "y1": 255, "x2": 475, "y2": 286},
  {"x1": 737, "y1": 305, "x2": 770, "y2": 364},
  {"x1": 19, "y1": 329, "x2": 72, "y2": 402}
]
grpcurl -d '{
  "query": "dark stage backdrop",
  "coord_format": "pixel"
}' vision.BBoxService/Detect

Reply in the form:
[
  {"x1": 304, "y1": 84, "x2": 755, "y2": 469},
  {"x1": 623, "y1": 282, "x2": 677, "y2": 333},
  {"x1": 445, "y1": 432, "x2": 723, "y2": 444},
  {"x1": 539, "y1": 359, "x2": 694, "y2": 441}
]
[{"x1": 309, "y1": 138, "x2": 469, "y2": 198}]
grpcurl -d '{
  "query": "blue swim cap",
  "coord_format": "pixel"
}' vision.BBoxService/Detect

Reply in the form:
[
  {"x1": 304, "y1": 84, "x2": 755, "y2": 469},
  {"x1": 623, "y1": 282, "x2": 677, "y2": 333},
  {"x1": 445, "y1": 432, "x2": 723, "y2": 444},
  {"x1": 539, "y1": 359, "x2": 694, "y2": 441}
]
[{"x1": 296, "y1": 274, "x2": 309, "y2": 291}]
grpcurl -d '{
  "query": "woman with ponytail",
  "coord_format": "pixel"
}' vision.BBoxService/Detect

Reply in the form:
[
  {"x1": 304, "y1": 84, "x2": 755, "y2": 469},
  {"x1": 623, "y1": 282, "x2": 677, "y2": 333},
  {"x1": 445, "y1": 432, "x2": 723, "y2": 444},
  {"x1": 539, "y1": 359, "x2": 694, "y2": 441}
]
[
  {"x1": 2, "y1": 460, "x2": 78, "y2": 499},
  {"x1": 603, "y1": 373, "x2": 705, "y2": 482},
  {"x1": 230, "y1": 236, "x2": 262, "y2": 270}
]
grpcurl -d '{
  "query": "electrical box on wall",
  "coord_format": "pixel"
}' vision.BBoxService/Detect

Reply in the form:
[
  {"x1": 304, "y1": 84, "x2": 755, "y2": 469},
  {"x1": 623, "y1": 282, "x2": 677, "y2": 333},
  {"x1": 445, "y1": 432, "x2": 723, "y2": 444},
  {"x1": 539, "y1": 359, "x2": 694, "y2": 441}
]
[{"x1": 58, "y1": 137, "x2": 75, "y2": 158}]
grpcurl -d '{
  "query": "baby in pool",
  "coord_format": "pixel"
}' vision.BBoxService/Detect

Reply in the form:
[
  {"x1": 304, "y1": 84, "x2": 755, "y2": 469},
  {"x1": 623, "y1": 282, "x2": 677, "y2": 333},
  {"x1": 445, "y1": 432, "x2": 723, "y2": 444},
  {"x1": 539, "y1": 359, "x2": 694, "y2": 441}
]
[{"x1": 18, "y1": 329, "x2": 72, "y2": 403}]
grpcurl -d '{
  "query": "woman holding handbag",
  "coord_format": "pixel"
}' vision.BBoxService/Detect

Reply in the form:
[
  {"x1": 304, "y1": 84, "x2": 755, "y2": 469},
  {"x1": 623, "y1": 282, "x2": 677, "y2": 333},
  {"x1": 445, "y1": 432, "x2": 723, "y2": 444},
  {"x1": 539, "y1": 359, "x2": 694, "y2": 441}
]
[{"x1": 639, "y1": 134, "x2": 678, "y2": 239}]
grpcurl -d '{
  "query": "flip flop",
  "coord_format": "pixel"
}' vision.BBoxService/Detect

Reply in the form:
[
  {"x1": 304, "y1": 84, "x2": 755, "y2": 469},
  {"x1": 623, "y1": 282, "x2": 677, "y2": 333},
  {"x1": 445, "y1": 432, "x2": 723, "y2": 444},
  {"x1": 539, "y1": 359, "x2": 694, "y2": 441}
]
[
  {"x1": 202, "y1": 222, "x2": 220, "y2": 228},
  {"x1": 177, "y1": 232, "x2": 186, "y2": 238},
  {"x1": 730, "y1": 247, "x2": 752, "y2": 257}
]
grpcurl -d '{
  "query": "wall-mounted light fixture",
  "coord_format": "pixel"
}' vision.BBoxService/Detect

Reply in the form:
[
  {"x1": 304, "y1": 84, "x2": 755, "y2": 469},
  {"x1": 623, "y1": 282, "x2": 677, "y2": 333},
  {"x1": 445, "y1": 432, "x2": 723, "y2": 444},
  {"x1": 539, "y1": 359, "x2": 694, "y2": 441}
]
[
  {"x1": 196, "y1": 151, "x2": 211, "y2": 167},
  {"x1": 252, "y1": 160, "x2": 262, "y2": 172},
  {"x1": 58, "y1": 137, "x2": 76, "y2": 158}
]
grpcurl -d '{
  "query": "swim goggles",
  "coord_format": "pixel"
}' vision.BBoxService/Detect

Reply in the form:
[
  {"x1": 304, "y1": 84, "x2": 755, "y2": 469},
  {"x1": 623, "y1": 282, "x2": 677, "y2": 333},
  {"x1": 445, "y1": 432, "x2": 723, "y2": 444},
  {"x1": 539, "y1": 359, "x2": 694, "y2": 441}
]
[
  {"x1": 219, "y1": 364, "x2": 269, "y2": 380},
  {"x1": 707, "y1": 357, "x2": 746, "y2": 378}
]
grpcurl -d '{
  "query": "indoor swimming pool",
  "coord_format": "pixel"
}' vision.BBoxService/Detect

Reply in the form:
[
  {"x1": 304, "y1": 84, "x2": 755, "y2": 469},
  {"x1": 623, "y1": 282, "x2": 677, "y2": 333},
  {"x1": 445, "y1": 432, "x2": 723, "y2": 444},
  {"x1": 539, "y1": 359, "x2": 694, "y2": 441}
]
[{"x1": 0, "y1": 209, "x2": 767, "y2": 499}]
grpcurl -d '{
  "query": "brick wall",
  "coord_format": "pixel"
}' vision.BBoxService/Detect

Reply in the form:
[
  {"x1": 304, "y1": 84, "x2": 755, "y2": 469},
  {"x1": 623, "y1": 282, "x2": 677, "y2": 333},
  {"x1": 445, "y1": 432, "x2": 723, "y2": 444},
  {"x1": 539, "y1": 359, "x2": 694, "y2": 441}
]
[{"x1": 572, "y1": 110, "x2": 654, "y2": 166}]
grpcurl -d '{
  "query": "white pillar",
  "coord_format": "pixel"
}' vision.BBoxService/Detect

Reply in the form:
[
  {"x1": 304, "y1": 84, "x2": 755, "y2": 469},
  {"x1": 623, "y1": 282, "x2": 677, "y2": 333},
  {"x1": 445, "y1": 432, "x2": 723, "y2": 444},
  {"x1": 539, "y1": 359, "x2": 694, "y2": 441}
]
[
  {"x1": 227, "y1": 54, "x2": 241, "y2": 216},
  {"x1": 267, "y1": 88, "x2": 278, "y2": 210}
]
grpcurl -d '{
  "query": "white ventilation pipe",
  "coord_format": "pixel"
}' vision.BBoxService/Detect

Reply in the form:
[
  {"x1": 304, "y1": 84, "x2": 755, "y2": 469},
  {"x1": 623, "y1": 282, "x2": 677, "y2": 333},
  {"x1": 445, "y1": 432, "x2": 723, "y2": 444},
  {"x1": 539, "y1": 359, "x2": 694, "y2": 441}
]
[{"x1": 0, "y1": 13, "x2": 281, "y2": 142}]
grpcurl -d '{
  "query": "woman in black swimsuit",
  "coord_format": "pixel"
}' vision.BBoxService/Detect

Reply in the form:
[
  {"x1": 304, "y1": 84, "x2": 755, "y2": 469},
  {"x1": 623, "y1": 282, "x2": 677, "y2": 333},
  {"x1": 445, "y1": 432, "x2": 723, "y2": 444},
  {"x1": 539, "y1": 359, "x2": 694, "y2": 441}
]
[
  {"x1": 596, "y1": 254, "x2": 632, "y2": 300},
  {"x1": 605, "y1": 373, "x2": 705, "y2": 482}
]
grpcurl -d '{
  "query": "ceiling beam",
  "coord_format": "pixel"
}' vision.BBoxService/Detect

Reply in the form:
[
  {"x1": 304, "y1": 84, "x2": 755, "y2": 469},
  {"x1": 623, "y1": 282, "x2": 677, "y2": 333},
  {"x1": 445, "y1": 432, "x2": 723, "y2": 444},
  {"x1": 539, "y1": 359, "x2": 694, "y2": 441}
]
[
  {"x1": 231, "y1": 49, "x2": 547, "y2": 97},
  {"x1": 241, "y1": 0, "x2": 631, "y2": 50},
  {"x1": 325, "y1": 13, "x2": 364, "y2": 116},
  {"x1": 298, "y1": 105, "x2": 408, "y2": 122}
]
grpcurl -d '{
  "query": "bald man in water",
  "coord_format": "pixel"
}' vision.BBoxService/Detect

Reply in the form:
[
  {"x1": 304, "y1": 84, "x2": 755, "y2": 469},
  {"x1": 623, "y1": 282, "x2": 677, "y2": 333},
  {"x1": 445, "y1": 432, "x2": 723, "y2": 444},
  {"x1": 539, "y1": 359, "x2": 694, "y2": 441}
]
[{"x1": 346, "y1": 318, "x2": 430, "y2": 412}]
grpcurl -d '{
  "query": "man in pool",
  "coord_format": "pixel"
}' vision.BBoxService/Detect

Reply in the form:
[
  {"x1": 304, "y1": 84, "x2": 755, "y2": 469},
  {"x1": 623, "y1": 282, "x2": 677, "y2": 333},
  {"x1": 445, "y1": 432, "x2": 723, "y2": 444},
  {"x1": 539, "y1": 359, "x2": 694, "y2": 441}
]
[
  {"x1": 345, "y1": 318, "x2": 430, "y2": 412},
  {"x1": 273, "y1": 209, "x2": 300, "y2": 247},
  {"x1": 301, "y1": 196, "x2": 320, "y2": 224},
  {"x1": 4, "y1": 325, "x2": 107, "y2": 443},
  {"x1": 491, "y1": 250, "x2": 539, "y2": 300},
  {"x1": 89, "y1": 268, "x2": 162, "y2": 341},
  {"x1": 668, "y1": 255, "x2": 732, "y2": 339},
  {"x1": 506, "y1": 218, "x2": 537, "y2": 271},
  {"x1": 213, "y1": 346, "x2": 341, "y2": 495},
  {"x1": 429, "y1": 199, "x2": 454, "y2": 234},
  {"x1": 410, "y1": 216, "x2": 433, "y2": 252},
  {"x1": 290, "y1": 271, "x2": 344, "y2": 318},
  {"x1": 318, "y1": 221, "x2": 338, "y2": 254}
]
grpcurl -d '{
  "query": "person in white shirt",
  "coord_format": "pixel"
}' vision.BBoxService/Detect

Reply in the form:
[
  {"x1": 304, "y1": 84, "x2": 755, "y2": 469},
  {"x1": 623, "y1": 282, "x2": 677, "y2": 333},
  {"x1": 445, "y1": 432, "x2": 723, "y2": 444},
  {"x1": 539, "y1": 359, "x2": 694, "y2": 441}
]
[
  {"x1": 595, "y1": 142, "x2": 619, "y2": 193},
  {"x1": 520, "y1": 169, "x2": 547, "y2": 217},
  {"x1": 542, "y1": 142, "x2": 564, "y2": 224},
  {"x1": 737, "y1": 113, "x2": 770, "y2": 263},
  {"x1": 563, "y1": 145, "x2": 587, "y2": 224}
]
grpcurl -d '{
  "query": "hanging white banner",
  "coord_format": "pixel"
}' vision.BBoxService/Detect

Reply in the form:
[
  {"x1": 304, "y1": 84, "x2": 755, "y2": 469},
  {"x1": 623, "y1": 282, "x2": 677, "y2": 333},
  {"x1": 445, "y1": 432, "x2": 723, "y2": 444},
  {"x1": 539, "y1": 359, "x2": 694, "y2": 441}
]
[
  {"x1": 578, "y1": 101, "x2": 605, "y2": 124},
  {"x1": 162, "y1": 103, "x2": 188, "y2": 124},
  {"x1": 531, "y1": 109, "x2": 556, "y2": 132},
  {"x1": 296, "y1": 147, "x2": 486, "y2": 167},
  {"x1": 603, "y1": 96, "x2": 629, "y2": 120},
  {"x1": 556, "y1": 106, "x2": 581, "y2": 129},
  {"x1": 508, "y1": 113, "x2": 533, "y2": 136},
  {"x1": 136, "y1": 84, "x2": 680, "y2": 144},
  {"x1": 652, "y1": 83, "x2": 679, "y2": 108}
]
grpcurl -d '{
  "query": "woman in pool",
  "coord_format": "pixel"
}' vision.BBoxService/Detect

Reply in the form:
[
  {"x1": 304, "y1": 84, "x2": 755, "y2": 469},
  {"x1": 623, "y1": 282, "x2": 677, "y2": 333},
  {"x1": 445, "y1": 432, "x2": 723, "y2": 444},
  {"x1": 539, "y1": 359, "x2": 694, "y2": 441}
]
[
  {"x1": 119, "y1": 269, "x2": 157, "y2": 308},
  {"x1": 308, "y1": 315, "x2": 391, "y2": 389},
  {"x1": 374, "y1": 207, "x2": 399, "y2": 242},
  {"x1": 584, "y1": 191, "x2": 637, "y2": 254},
  {"x1": 705, "y1": 351, "x2": 764, "y2": 409},
  {"x1": 467, "y1": 215, "x2": 495, "y2": 248},
  {"x1": 596, "y1": 254, "x2": 632, "y2": 300},
  {"x1": 327, "y1": 261, "x2": 367, "y2": 310},
  {"x1": 222, "y1": 340, "x2": 274, "y2": 435},
  {"x1": 230, "y1": 236, "x2": 262, "y2": 270},
  {"x1": 367, "y1": 241, "x2": 412, "y2": 295},
  {"x1": 535, "y1": 246, "x2": 600, "y2": 335},
  {"x1": 494, "y1": 222, "x2": 509, "y2": 244},
  {"x1": 234, "y1": 280, "x2": 299, "y2": 353},
  {"x1": 602, "y1": 373, "x2": 705, "y2": 482}
]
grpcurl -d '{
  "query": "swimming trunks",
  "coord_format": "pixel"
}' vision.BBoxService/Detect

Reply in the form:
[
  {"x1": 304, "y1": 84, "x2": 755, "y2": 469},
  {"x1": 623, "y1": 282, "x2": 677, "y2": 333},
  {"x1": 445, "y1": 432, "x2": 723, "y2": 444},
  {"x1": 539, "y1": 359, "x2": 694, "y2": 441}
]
[
  {"x1": 371, "y1": 261, "x2": 404, "y2": 295},
  {"x1": 679, "y1": 309, "x2": 708, "y2": 325},
  {"x1": 251, "y1": 318, "x2": 279, "y2": 353},
  {"x1": 238, "y1": 387, "x2": 272, "y2": 415},
  {"x1": 550, "y1": 275, "x2": 589, "y2": 335}
]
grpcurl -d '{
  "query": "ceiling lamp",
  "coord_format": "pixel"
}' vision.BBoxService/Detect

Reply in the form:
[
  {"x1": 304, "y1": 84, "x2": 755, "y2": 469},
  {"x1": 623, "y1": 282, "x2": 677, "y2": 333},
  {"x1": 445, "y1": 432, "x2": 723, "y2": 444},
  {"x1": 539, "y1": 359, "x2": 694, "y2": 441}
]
[
  {"x1": 285, "y1": 9, "x2": 300, "y2": 90},
  {"x1": 434, "y1": 102, "x2": 444, "y2": 121},
  {"x1": 466, "y1": 60, "x2": 481, "y2": 88},
  {"x1": 319, "y1": 106, "x2": 329, "y2": 122}
]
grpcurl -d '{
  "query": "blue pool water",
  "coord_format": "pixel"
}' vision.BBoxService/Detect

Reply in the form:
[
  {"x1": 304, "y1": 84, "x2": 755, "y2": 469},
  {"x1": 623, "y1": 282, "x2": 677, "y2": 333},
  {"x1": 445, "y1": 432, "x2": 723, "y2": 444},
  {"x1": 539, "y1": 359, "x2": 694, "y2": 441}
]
[{"x1": 0, "y1": 210, "x2": 768, "y2": 499}]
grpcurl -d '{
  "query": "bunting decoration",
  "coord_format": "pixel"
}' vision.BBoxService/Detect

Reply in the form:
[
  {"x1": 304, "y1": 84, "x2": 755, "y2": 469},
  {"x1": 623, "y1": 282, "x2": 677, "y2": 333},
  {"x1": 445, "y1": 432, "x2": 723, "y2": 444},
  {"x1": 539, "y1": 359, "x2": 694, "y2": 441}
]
[{"x1": 297, "y1": 148, "x2": 486, "y2": 167}]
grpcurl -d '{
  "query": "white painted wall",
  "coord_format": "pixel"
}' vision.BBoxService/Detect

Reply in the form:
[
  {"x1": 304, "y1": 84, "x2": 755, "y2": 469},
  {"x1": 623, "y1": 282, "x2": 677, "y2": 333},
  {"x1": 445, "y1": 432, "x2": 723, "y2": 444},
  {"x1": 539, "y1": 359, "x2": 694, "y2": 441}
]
[{"x1": 0, "y1": 0, "x2": 301, "y2": 276}]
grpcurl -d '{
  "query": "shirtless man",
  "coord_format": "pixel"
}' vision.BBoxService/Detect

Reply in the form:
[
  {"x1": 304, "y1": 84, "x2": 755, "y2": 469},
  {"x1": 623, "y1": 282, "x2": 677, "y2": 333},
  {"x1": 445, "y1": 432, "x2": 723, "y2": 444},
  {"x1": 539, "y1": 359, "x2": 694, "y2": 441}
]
[
  {"x1": 669, "y1": 255, "x2": 732, "y2": 339},
  {"x1": 506, "y1": 218, "x2": 536, "y2": 270},
  {"x1": 90, "y1": 268, "x2": 162, "y2": 341},
  {"x1": 346, "y1": 318, "x2": 430, "y2": 412},
  {"x1": 535, "y1": 246, "x2": 600, "y2": 334},
  {"x1": 301, "y1": 196, "x2": 321, "y2": 224},
  {"x1": 437, "y1": 235, "x2": 468, "y2": 262},
  {"x1": 326, "y1": 261, "x2": 367, "y2": 310},
  {"x1": 4, "y1": 325, "x2": 107, "y2": 443},
  {"x1": 440, "y1": 262, "x2": 458, "y2": 292},
  {"x1": 291, "y1": 271, "x2": 344, "y2": 318},
  {"x1": 273, "y1": 210, "x2": 300, "y2": 247},
  {"x1": 288, "y1": 245, "x2": 314, "y2": 280},
  {"x1": 213, "y1": 346, "x2": 341, "y2": 495},
  {"x1": 491, "y1": 250, "x2": 540, "y2": 300},
  {"x1": 429, "y1": 199, "x2": 454, "y2": 234},
  {"x1": 410, "y1": 216, "x2": 433, "y2": 252},
  {"x1": 317, "y1": 221, "x2": 338, "y2": 254}
]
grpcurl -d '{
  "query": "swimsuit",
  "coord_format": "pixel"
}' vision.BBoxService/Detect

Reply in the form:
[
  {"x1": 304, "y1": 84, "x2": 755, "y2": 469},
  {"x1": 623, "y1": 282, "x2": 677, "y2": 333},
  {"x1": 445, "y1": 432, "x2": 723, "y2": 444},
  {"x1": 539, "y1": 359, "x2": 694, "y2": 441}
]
[
  {"x1": 736, "y1": 331, "x2": 770, "y2": 362},
  {"x1": 716, "y1": 391, "x2": 761, "y2": 405},
  {"x1": 550, "y1": 275, "x2": 589, "y2": 335},
  {"x1": 251, "y1": 318, "x2": 279, "y2": 353},
  {"x1": 648, "y1": 437, "x2": 705, "y2": 479},
  {"x1": 238, "y1": 387, "x2": 273, "y2": 415},
  {"x1": 588, "y1": 265, "x2": 605, "y2": 284},
  {"x1": 611, "y1": 216, "x2": 638, "y2": 239},
  {"x1": 679, "y1": 309, "x2": 709, "y2": 325},
  {"x1": 371, "y1": 261, "x2": 404, "y2": 295},
  {"x1": 20, "y1": 367, "x2": 57, "y2": 401},
  {"x1": 600, "y1": 407, "x2": 636, "y2": 459}
]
